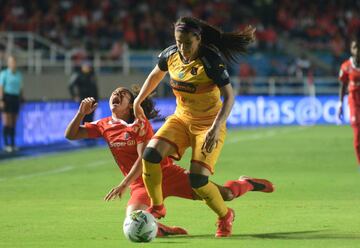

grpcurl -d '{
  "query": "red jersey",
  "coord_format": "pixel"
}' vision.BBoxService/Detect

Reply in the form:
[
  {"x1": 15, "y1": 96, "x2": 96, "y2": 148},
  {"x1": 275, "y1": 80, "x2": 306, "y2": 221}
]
[
  {"x1": 84, "y1": 117, "x2": 173, "y2": 185},
  {"x1": 339, "y1": 57, "x2": 360, "y2": 94}
]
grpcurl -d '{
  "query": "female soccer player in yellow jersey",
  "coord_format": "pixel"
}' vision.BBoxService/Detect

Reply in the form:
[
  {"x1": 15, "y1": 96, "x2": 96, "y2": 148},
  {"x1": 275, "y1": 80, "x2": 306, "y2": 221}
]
[{"x1": 133, "y1": 16, "x2": 274, "y2": 237}]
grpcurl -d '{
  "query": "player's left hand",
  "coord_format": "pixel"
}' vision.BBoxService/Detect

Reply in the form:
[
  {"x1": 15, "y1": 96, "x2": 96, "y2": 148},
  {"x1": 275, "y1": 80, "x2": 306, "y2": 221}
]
[
  {"x1": 104, "y1": 184, "x2": 127, "y2": 201},
  {"x1": 202, "y1": 125, "x2": 221, "y2": 153},
  {"x1": 338, "y1": 104, "x2": 343, "y2": 121}
]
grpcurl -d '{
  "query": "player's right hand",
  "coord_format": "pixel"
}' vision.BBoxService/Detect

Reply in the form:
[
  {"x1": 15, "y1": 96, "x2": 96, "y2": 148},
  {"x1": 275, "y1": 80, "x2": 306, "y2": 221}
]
[
  {"x1": 133, "y1": 99, "x2": 145, "y2": 121},
  {"x1": 104, "y1": 184, "x2": 127, "y2": 201},
  {"x1": 338, "y1": 104, "x2": 343, "y2": 121},
  {"x1": 78, "y1": 97, "x2": 98, "y2": 115}
]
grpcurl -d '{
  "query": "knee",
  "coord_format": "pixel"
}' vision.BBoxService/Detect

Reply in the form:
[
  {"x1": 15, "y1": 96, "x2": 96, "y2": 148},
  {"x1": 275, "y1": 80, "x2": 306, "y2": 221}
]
[
  {"x1": 188, "y1": 173, "x2": 208, "y2": 189},
  {"x1": 142, "y1": 147, "x2": 162, "y2": 163}
]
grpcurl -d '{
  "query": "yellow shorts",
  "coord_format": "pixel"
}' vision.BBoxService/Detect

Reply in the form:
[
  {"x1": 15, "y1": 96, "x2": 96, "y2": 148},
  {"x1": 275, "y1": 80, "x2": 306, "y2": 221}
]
[{"x1": 153, "y1": 114, "x2": 226, "y2": 174}]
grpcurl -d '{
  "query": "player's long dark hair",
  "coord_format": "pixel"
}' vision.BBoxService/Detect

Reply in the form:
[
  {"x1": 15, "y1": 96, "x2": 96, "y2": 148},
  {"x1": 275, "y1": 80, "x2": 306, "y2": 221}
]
[
  {"x1": 174, "y1": 16, "x2": 255, "y2": 63},
  {"x1": 129, "y1": 85, "x2": 160, "y2": 122},
  {"x1": 350, "y1": 31, "x2": 360, "y2": 42}
]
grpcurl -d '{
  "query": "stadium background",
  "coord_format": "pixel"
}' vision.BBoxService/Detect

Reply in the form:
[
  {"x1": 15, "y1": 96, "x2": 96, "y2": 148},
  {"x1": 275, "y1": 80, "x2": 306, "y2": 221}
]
[
  {"x1": 1, "y1": 1, "x2": 360, "y2": 248},
  {"x1": 1, "y1": 0, "x2": 358, "y2": 154}
]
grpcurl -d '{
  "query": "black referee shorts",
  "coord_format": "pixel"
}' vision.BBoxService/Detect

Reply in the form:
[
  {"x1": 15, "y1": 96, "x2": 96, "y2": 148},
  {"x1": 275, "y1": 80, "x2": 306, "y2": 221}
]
[{"x1": 3, "y1": 94, "x2": 20, "y2": 114}]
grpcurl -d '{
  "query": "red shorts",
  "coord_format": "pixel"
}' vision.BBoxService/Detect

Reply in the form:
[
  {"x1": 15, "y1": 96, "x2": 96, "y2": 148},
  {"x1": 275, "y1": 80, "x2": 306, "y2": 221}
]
[{"x1": 127, "y1": 164, "x2": 194, "y2": 206}]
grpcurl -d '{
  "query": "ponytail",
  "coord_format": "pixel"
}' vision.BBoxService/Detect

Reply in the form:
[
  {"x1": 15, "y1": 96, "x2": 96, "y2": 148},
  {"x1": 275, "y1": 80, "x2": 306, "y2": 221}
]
[{"x1": 175, "y1": 17, "x2": 255, "y2": 63}]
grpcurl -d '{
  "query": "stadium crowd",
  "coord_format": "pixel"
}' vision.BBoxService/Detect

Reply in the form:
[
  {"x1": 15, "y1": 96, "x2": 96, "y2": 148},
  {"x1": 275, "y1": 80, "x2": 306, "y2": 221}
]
[{"x1": 0, "y1": 0, "x2": 358, "y2": 53}]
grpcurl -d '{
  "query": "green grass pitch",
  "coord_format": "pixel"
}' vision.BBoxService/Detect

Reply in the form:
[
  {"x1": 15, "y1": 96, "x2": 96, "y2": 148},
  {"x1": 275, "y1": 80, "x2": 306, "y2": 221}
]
[{"x1": 1, "y1": 125, "x2": 360, "y2": 248}]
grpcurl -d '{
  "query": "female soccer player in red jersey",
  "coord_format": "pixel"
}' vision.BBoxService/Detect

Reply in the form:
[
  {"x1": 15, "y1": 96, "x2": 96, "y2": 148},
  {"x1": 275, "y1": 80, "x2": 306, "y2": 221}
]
[
  {"x1": 338, "y1": 36, "x2": 360, "y2": 166},
  {"x1": 65, "y1": 86, "x2": 273, "y2": 237},
  {"x1": 133, "y1": 17, "x2": 274, "y2": 237}
]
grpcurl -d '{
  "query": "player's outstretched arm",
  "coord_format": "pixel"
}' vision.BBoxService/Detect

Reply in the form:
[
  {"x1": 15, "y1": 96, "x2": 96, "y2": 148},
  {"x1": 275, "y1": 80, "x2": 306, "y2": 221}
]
[
  {"x1": 338, "y1": 81, "x2": 347, "y2": 121},
  {"x1": 104, "y1": 141, "x2": 148, "y2": 201},
  {"x1": 65, "y1": 97, "x2": 98, "y2": 140}
]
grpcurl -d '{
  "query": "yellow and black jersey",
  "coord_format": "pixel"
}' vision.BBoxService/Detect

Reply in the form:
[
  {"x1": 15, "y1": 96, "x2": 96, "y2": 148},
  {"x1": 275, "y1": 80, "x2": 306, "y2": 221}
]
[{"x1": 158, "y1": 45, "x2": 230, "y2": 121}]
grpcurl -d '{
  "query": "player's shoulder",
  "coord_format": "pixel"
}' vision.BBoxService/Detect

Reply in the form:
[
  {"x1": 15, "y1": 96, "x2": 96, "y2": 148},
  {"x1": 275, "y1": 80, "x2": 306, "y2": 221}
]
[
  {"x1": 158, "y1": 45, "x2": 178, "y2": 59},
  {"x1": 340, "y1": 58, "x2": 351, "y2": 70},
  {"x1": 199, "y1": 45, "x2": 226, "y2": 68},
  {"x1": 132, "y1": 118, "x2": 152, "y2": 137}
]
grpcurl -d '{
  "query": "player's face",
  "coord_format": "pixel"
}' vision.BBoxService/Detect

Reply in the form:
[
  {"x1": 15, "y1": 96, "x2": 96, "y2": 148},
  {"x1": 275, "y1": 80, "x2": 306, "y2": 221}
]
[
  {"x1": 109, "y1": 88, "x2": 132, "y2": 113},
  {"x1": 351, "y1": 41, "x2": 360, "y2": 60},
  {"x1": 175, "y1": 31, "x2": 201, "y2": 62}
]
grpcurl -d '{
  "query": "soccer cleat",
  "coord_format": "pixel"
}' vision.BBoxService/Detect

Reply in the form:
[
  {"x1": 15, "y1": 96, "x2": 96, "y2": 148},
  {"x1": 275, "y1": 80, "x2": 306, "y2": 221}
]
[
  {"x1": 239, "y1": 176, "x2": 274, "y2": 193},
  {"x1": 157, "y1": 222, "x2": 188, "y2": 237},
  {"x1": 147, "y1": 204, "x2": 166, "y2": 219},
  {"x1": 215, "y1": 208, "x2": 235, "y2": 238}
]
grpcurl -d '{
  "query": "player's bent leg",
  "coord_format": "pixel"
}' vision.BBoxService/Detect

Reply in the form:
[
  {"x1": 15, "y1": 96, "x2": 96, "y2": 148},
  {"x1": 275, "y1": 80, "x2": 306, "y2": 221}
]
[
  {"x1": 188, "y1": 165, "x2": 228, "y2": 218},
  {"x1": 213, "y1": 183, "x2": 234, "y2": 201},
  {"x1": 157, "y1": 222, "x2": 188, "y2": 237},
  {"x1": 215, "y1": 208, "x2": 235, "y2": 237},
  {"x1": 239, "y1": 176, "x2": 275, "y2": 193},
  {"x1": 189, "y1": 173, "x2": 228, "y2": 217},
  {"x1": 188, "y1": 168, "x2": 234, "y2": 237},
  {"x1": 223, "y1": 178, "x2": 254, "y2": 199},
  {"x1": 142, "y1": 147, "x2": 164, "y2": 211}
]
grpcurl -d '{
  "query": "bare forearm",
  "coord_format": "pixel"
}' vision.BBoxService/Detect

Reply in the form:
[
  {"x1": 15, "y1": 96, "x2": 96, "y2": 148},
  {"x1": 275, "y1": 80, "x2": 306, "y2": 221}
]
[
  {"x1": 213, "y1": 96, "x2": 234, "y2": 127},
  {"x1": 213, "y1": 85, "x2": 235, "y2": 127},
  {"x1": 339, "y1": 83, "x2": 347, "y2": 102},
  {"x1": 120, "y1": 157, "x2": 142, "y2": 187},
  {"x1": 136, "y1": 66, "x2": 165, "y2": 104},
  {"x1": 65, "y1": 111, "x2": 86, "y2": 140}
]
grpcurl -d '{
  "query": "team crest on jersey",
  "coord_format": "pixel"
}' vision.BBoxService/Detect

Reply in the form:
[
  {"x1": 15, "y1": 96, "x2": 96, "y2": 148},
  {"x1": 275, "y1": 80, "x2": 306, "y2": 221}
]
[
  {"x1": 123, "y1": 132, "x2": 130, "y2": 139},
  {"x1": 190, "y1": 67, "x2": 198, "y2": 75},
  {"x1": 178, "y1": 71, "x2": 185, "y2": 79}
]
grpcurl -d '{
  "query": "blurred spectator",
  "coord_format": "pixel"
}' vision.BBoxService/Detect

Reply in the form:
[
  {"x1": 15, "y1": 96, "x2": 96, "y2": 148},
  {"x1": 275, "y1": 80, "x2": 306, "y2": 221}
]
[
  {"x1": 108, "y1": 40, "x2": 127, "y2": 61},
  {"x1": 0, "y1": 0, "x2": 359, "y2": 77},
  {"x1": 295, "y1": 54, "x2": 314, "y2": 96},
  {"x1": 68, "y1": 61, "x2": 98, "y2": 123},
  {"x1": 330, "y1": 33, "x2": 346, "y2": 73},
  {"x1": 295, "y1": 54, "x2": 311, "y2": 79},
  {"x1": 0, "y1": 56, "x2": 24, "y2": 152}
]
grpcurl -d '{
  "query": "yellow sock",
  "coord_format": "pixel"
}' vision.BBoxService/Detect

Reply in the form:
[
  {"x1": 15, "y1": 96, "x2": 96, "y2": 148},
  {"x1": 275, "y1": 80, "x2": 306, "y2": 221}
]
[
  {"x1": 142, "y1": 159, "x2": 163, "y2": 205},
  {"x1": 193, "y1": 182, "x2": 228, "y2": 218}
]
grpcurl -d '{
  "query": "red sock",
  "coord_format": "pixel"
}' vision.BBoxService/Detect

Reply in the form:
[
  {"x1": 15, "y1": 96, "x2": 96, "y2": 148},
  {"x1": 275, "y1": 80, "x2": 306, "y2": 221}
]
[{"x1": 224, "y1": 180, "x2": 254, "y2": 198}]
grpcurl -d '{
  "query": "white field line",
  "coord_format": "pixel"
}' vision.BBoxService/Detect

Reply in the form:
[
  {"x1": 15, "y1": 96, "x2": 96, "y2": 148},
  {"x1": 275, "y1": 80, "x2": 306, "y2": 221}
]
[
  {"x1": 226, "y1": 126, "x2": 309, "y2": 144},
  {"x1": 15, "y1": 166, "x2": 74, "y2": 180},
  {"x1": 85, "y1": 160, "x2": 109, "y2": 168},
  {"x1": 0, "y1": 159, "x2": 111, "y2": 182}
]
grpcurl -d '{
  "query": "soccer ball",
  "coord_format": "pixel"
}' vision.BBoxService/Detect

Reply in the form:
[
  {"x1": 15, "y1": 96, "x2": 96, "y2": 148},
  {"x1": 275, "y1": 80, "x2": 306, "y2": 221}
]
[{"x1": 123, "y1": 210, "x2": 158, "y2": 243}]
